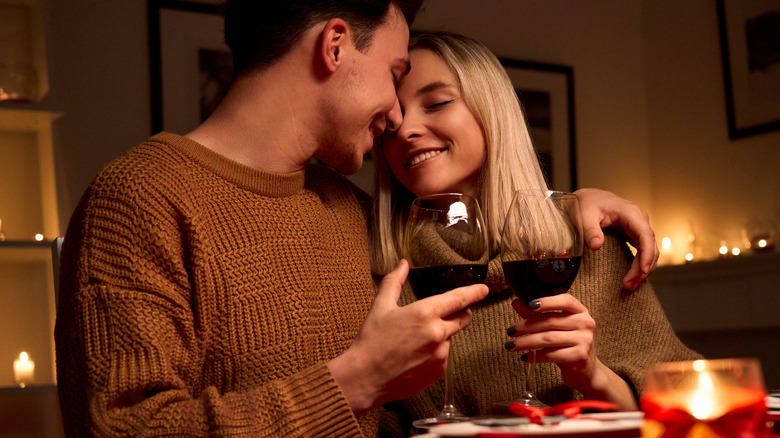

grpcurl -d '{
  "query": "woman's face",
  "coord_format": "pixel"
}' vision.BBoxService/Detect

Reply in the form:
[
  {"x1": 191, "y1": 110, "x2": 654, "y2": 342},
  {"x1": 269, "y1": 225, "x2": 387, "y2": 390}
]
[{"x1": 382, "y1": 48, "x2": 486, "y2": 198}]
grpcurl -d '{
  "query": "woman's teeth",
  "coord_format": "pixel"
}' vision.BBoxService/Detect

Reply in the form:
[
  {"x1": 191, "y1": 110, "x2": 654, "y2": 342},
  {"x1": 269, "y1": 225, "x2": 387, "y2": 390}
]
[{"x1": 408, "y1": 150, "x2": 444, "y2": 167}]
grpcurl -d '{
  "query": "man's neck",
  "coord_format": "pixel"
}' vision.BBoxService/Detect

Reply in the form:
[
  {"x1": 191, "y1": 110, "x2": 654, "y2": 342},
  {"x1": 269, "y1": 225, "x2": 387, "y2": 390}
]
[{"x1": 186, "y1": 58, "x2": 320, "y2": 174}]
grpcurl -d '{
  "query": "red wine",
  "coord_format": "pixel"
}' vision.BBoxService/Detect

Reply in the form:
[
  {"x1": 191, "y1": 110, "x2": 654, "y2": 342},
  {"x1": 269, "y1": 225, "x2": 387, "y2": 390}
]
[
  {"x1": 408, "y1": 264, "x2": 488, "y2": 299},
  {"x1": 502, "y1": 257, "x2": 581, "y2": 303}
]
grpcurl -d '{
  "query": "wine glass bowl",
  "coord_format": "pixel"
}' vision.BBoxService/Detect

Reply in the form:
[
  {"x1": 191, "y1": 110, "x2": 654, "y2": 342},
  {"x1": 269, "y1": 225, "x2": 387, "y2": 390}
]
[
  {"x1": 404, "y1": 193, "x2": 489, "y2": 429},
  {"x1": 499, "y1": 189, "x2": 584, "y2": 408}
]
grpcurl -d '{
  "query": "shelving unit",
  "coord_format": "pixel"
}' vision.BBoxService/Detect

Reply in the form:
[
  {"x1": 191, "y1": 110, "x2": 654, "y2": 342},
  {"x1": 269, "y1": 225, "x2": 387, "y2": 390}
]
[
  {"x1": 0, "y1": 8, "x2": 64, "y2": 438},
  {"x1": 0, "y1": 240, "x2": 58, "y2": 388}
]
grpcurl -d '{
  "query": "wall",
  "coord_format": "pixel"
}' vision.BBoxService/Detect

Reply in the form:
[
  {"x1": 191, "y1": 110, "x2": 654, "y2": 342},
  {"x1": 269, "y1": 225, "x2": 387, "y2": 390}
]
[
  {"x1": 48, "y1": 0, "x2": 151, "y2": 228},
  {"x1": 641, "y1": 0, "x2": 780, "y2": 261}
]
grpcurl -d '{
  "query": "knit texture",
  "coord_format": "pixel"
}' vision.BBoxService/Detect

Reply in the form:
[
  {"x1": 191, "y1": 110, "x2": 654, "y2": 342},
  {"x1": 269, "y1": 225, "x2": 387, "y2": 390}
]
[
  {"x1": 381, "y1": 231, "x2": 702, "y2": 436},
  {"x1": 55, "y1": 133, "x2": 379, "y2": 437}
]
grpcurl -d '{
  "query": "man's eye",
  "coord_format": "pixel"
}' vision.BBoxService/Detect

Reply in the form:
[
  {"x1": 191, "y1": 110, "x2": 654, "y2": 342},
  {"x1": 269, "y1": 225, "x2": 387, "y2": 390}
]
[{"x1": 427, "y1": 100, "x2": 453, "y2": 110}]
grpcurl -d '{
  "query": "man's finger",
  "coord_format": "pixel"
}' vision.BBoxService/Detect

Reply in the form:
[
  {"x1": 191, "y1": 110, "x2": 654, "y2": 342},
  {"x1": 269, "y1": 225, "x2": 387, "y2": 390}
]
[
  {"x1": 421, "y1": 283, "x2": 488, "y2": 318},
  {"x1": 374, "y1": 259, "x2": 409, "y2": 306}
]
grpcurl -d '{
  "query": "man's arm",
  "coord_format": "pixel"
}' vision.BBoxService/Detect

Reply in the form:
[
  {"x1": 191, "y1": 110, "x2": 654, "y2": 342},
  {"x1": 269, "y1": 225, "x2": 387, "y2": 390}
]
[{"x1": 574, "y1": 188, "x2": 658, "y2": 291}]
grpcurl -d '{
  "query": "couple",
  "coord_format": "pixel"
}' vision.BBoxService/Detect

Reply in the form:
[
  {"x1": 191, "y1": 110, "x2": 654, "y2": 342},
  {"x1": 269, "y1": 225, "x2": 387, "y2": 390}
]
[{"x1": 54, "y1": 1, "x2": 698, "y2": 436}]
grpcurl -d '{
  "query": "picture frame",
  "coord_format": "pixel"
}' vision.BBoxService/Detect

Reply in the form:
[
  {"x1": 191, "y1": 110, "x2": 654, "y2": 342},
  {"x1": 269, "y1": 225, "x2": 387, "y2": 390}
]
[
  {"x1": 717, "y1": 0, "x2": 780, "y2": 139},
  {"x1": 500, "y1": 59, "x2": 576, "y2": 191},
  {"x1": 148, "y1": 0, "x2": 230, "y2": 134}
]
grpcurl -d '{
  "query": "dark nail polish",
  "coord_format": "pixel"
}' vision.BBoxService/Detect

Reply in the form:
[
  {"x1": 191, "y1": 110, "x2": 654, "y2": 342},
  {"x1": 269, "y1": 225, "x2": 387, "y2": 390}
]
[
  {"x1": 520, "y1": 353, "x2": 528, "y2": 362},
  {"x1": 504, "y1": 341, "x2": 515, "y2": 350},
  {"x1": 528, "y1": 300, "x2": 541, "y2": 310},
  {"x1": 506, "y1": 326, "x2": 516, "y2": 336}
]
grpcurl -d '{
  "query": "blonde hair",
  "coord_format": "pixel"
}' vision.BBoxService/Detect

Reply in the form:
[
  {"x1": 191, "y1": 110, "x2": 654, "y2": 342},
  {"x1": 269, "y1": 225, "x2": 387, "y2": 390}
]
[{"x1": 371, "y1": 31, "x2": 550, "y2": 275}]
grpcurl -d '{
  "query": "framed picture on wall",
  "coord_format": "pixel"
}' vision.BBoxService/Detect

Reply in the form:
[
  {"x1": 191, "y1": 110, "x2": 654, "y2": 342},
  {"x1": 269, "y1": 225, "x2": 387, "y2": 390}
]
[
  {"x1": 500, "y1": 59, "x2": 576, "y2": 191},
  {"x1": 148, "y1": 0, "x2": 231, "y2": 135},
  {"x1": 717, "y1": 0, "x2": 780, "y2": 139}
]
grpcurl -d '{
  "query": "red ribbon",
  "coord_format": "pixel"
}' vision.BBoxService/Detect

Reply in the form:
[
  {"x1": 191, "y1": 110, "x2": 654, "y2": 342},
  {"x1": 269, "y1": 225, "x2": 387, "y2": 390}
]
[
  {"x1": 508, "y1": 400, "x2": 620, "y2": 425},
  {"x1": 641, "y1": 399, "x2": 768, "y2": 438}
]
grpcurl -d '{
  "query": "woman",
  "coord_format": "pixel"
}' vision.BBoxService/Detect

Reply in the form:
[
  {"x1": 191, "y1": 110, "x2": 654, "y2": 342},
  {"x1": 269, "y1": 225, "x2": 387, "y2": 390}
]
[{"x1": 371, "y1": 32, "x2": 700, "y2": 433}]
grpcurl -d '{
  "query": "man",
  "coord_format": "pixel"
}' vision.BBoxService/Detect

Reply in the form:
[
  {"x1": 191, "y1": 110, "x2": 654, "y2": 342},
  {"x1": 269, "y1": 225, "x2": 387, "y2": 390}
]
[{"x1": 55, "y1": 1, "x2": 656, "y2": 436}]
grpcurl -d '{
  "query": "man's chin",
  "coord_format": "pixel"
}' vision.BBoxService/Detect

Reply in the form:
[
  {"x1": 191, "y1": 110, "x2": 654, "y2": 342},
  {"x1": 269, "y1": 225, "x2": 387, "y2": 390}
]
[{"x1": 335, "y1": 158, "x2": 363, "y2": 175}]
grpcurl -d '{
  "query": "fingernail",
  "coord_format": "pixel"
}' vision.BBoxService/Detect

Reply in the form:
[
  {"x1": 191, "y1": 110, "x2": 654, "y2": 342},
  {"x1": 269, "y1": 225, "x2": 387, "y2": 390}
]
[
  {"x1": 504, "y1": 341, "x2": 515, "y2": 350},
  {"x1": 520, "y1": 353, "x2": 528, "y2": 362},
  {"x1": 528, "y1": 300, "x2": 541, "y2": 310},
  {"x1": 506, "y1": 326, "x2": 516, "y2": 336}
]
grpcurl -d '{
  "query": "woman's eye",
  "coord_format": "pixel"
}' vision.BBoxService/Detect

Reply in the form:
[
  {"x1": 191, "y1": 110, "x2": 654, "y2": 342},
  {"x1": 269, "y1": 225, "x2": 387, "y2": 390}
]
[{"x1": 426, "y1": 100, "x2": 453, "y2": 110}]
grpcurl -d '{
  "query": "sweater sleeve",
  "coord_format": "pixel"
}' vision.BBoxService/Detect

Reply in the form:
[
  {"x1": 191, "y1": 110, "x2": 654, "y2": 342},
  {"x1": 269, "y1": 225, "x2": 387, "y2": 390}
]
[
  {"x1": 575, "y1": 230, "x2": 703, "y2": 399},
  {"x1": 55, "y1": 163, "x2": 367, "y2": 437}
]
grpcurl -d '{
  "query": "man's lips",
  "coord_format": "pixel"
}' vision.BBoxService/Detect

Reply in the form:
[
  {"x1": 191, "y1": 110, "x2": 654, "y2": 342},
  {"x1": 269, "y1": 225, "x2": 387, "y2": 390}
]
[{"x1": 408, "y1": 149, "x2": 446, "y2": 167}]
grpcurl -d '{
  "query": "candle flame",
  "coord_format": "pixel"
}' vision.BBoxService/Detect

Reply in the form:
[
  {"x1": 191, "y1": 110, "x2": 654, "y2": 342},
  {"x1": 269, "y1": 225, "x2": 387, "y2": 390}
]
[
  {"x1": 758, "y1": 239, "x2": 767, "y2": 248},
  {"x1": 691, "y1": 371, "x2": 716, "y2": 419},
  {"x1": 19, "y1": 352, "x2": 28, "y2": 363},
  {"x1": 662, "y1": 237, "x2": 671, "y2": 251}
]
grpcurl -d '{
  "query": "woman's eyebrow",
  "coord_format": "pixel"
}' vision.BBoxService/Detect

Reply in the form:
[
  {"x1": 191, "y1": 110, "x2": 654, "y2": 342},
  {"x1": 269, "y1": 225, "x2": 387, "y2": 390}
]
[{"x1": 416, "y1": 81, "x2": 457, "y2": 96}]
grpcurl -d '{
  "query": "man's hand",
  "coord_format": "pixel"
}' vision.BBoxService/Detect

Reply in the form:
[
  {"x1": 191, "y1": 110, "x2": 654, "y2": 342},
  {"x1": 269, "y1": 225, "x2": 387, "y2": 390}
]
[
  {"x1": 328, "y1": 260, "x2": 489, "y2": 414},
  {"x1": 574, "y1": 188, "x2": 658, "y2": 291}
]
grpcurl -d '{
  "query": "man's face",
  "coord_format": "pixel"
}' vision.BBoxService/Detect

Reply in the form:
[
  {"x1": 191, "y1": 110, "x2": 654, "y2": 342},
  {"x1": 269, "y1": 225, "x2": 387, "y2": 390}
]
[{"x1": 315, "y1": 5, "x2": 410, "y2": 175}]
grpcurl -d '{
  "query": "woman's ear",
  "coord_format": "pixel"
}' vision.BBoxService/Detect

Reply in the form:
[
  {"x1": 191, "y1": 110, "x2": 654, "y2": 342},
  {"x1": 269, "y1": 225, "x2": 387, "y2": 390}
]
[{"x1": 319, "y1": 18, "x2": 350, "y2": 73}]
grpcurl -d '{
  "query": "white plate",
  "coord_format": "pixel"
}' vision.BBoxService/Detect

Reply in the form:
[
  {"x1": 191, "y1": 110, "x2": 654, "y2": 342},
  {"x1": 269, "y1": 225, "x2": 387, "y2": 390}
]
[
  {"x1": 767, "y1": 395, "x2": 780, "y2": 410},
  {"x1": 429, "y1": 414, "x2": 644, "y2": 437}
]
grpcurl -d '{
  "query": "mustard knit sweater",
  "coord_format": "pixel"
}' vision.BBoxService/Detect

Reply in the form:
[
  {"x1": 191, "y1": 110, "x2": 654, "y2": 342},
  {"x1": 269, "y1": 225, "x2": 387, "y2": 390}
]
[
  {"x1": 55, "y1": 133, "x2": 380, "y2": 437},
  {"x1": 380, "y1": 232, "x2": 702, "y2": 436}
]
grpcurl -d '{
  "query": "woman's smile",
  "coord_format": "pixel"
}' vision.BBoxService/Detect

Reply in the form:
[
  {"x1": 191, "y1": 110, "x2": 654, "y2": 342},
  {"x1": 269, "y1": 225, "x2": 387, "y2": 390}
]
[{"x1": 408, "y1": 149, "x2": 446, "y2": 167}]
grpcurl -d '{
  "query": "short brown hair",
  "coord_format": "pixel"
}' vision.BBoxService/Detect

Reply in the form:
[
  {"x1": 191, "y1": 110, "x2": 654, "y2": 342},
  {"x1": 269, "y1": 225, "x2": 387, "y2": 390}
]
[{"x1": 224, "y1": 0, "x2": 423, "y2": 75}]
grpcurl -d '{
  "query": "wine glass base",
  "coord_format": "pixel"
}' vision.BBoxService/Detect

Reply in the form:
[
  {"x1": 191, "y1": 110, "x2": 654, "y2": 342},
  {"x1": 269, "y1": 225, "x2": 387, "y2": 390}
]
[
  {"x1": 493, "y1": 395, "x2": 549, "y2": 412},
  {"x1": 412, "y1": 415, "x2": 472, "y2": 430}
]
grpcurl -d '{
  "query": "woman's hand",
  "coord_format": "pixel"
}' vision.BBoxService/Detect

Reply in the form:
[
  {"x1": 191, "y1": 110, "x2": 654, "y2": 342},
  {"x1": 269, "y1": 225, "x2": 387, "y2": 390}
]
[
  {"x1": 505, "y1": 295, "x2": 637, "y2": 410},
  {"x1": 574, "y1": 188, "x2": 658, "y2": 291}
]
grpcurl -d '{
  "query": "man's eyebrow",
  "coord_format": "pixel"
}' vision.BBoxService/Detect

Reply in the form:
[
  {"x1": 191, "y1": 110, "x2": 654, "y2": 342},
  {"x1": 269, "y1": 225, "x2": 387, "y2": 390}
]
[{"x1": 417, "y1": 81, "x2": 456, "y2": 96}]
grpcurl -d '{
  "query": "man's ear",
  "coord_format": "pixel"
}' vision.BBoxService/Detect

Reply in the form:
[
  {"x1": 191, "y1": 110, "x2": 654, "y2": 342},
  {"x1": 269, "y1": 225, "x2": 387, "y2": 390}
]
[{"x1": 320, "y1": 18, "x2": 350, "y2": 73}]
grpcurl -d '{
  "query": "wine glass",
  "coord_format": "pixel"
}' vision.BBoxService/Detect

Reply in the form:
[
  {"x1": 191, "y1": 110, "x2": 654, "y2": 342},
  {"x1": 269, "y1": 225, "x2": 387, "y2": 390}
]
[
  {"x1": 499, "y1": 189, "x2": 583, "y2": 408},
  {"x1": 404, "y1": 193, "x2": 489, "y2": 429}
]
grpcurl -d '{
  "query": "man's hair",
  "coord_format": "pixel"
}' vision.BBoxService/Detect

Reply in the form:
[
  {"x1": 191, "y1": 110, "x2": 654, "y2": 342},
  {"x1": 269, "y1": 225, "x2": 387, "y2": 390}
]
[{"x1": 224, "y1": 0, "x2": 423, "y2": 75}]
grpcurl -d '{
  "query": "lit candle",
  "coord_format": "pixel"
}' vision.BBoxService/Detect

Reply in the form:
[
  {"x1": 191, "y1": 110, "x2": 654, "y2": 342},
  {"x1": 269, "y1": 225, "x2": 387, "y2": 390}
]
[
  {"x1": 642, "y1": 359, "x2": 769, "y2": 438},
  {"x1": 13, "y1": 352, "x2": 35, "y2": 388}
]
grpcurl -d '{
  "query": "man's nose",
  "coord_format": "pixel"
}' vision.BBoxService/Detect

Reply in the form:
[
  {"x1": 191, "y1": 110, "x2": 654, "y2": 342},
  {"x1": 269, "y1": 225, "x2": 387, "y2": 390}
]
[{"x1": 385, "y1": 98, "x2": 403, "y2": 133}]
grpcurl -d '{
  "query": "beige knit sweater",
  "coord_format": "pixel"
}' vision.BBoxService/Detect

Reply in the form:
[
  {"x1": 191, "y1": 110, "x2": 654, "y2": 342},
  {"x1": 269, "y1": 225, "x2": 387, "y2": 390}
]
[
  {"x1": 55, "y1": 133, "x2": 380, "y2": 437},
  {"x1": 380, "y1": 231, "x2": 702, "y2": 436}
]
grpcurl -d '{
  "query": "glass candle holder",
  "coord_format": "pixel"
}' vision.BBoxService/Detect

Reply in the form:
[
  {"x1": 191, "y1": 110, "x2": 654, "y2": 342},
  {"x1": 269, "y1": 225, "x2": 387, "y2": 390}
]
[
  {"x1": 0, "y1": 63, "x2": 38, "y2": 103},
  {"x1": 641, "y1": 358, "x2": 769, "y2": 438}
]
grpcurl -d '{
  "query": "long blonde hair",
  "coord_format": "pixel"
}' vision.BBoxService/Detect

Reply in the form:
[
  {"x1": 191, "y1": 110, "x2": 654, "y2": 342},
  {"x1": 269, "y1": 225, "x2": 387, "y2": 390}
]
[{"x1": 371, "y1": 31, "x2": 549, "y2": 275}]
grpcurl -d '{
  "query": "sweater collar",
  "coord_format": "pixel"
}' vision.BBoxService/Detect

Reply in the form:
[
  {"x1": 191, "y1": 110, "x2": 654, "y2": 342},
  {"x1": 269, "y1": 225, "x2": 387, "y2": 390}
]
[{"x1": 153, "y1": 132, "x2": 306, "y2": 197}]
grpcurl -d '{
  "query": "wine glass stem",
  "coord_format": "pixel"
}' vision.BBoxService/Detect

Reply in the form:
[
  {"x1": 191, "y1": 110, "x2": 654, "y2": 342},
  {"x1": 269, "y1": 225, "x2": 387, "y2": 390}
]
[
  {"x1": 439, "y1": 341, "x2": 463, "y2": 418},
  {"x1": 526, "y1": 350, "x2": 536, "y2": 395}
]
